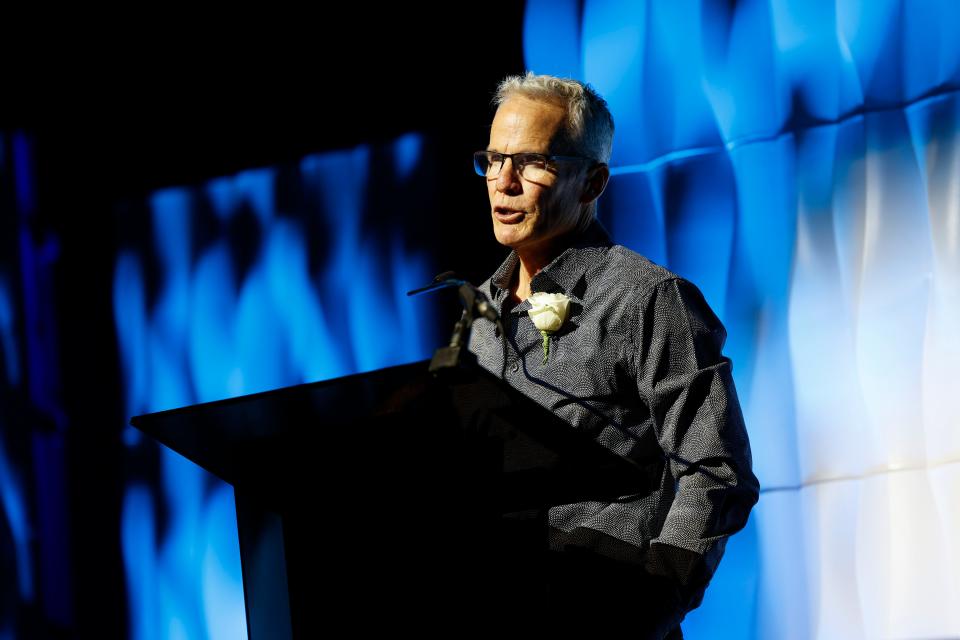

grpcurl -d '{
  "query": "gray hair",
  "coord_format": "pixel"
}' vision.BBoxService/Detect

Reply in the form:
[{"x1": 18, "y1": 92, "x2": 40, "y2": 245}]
[{"x1": 493, "y1": 71, "x2": 614, "y2": 227}]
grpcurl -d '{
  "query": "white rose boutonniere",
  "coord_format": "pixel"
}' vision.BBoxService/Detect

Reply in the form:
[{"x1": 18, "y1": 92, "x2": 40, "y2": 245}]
[{"x1": 527, "y1": 292, "x2": 571, "y2": 364}]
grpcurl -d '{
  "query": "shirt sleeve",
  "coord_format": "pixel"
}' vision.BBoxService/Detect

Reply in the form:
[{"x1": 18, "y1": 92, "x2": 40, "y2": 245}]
[{"x1": 631, "y1": 277, "x2": 760, "y2": 609}]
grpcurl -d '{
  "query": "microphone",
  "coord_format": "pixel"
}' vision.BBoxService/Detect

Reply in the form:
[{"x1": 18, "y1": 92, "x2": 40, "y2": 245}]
[
  {"x1": 406, "y1": 271, "x2": 459, "y2": 296},
  {"x1": 411, "y1": 271, "x2": 504, "y2": 374},
  {"x1": 407, "y1": 272, "x2": 500, "y2": 324}
]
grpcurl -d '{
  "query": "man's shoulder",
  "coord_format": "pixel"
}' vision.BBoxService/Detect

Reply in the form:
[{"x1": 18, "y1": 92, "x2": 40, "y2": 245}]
[
  {"x1": 602, "y1": 246, "x2": 725, "y2": 344},
  {"x1": 595, "y1": 244, "x2": 684, "y2": 298}
]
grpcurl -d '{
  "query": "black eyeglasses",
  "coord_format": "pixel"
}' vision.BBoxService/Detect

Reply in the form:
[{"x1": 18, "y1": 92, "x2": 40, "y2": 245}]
[{"x1": 473, "y1": 150, "x2": 596, "y2": 183}]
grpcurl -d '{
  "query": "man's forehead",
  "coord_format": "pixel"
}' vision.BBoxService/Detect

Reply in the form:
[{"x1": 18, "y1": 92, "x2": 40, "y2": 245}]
[
  {"x1": 488, "y1": 96, "x2": 566, "y2": 150},
  {"x1": 491, "y1": 96, "x2": 566, "y2": 127}
]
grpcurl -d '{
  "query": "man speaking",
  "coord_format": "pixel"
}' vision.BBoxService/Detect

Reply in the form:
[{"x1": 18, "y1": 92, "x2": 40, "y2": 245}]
[{"x1": 467, "y1": 71, "x2": 760, "y2": 638}]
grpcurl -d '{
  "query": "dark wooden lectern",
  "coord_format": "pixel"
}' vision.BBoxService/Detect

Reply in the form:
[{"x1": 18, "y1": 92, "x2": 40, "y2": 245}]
[{"x1": 131, "y1": 359, "x2": 651, "y2": 636}]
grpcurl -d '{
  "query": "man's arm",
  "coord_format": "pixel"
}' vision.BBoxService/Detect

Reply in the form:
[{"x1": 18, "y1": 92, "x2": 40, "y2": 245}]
[{"x1": 631, "y1": 277, "x2": 760, "y2": 611}]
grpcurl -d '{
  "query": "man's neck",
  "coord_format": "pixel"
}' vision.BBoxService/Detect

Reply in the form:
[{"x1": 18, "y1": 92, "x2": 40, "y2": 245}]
[
  {"x1": 511, "y1": 259, "x2": 540, "y2": 303},
  {"x1": 510, "y1": 234, "x2": 571, "y2": 303}
]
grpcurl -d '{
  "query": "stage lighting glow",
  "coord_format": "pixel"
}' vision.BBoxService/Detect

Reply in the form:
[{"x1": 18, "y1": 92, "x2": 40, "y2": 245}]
[{"x1": 525, "y1": 0, "x2": 960, "y2": 636}]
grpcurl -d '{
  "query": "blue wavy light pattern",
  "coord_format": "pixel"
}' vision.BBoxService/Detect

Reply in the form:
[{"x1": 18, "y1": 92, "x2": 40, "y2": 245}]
[
  {"x1": 525, "y1": 1, "x2": 960, "y2": 637},
  {"x1": 113, "y1": 135, "x2": 438, "y2": 639}
]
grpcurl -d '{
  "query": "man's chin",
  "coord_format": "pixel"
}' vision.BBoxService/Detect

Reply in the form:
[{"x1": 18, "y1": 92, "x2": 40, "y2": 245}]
[{"x1": 492, "y1": 222, "x2": 530, "y2": 248}]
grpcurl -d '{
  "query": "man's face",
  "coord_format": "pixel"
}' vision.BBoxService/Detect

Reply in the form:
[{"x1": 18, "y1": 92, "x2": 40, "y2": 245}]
[{"x1": 486, "y1": 96, "x2": 586, "y2": 255}]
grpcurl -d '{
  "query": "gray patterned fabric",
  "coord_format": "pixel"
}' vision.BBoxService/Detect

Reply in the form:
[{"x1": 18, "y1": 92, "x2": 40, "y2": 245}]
[{"x1": 468, "y1": 219, "x2": 760, "y2": 617}]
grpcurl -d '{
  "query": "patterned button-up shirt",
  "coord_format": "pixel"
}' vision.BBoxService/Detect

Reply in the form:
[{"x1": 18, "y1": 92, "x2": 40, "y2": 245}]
[{"x1": 467, "y1": 219, "x2": 759, "y2": 615}]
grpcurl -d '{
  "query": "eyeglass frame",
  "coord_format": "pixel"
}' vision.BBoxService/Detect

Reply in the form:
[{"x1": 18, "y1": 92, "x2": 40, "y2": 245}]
[{"x1": 473, "y1": 150, "x2": 600, "y2": 181}]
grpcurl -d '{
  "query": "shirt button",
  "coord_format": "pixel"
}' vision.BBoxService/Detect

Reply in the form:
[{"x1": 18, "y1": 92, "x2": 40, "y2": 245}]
[{"x1": 511, "y1": 362, "x2": 520, "y2": 373}]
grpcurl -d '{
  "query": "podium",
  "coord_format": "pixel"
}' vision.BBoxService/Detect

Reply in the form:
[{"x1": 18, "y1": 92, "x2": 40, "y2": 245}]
[{"x1": 131, "y1": 359, "x2": 653, "y2": 636}]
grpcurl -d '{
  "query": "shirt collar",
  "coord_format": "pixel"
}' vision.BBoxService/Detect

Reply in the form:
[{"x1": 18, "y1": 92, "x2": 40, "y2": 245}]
[{"x1": 488, "y1": 219, "x2": 613, "y2": 305}]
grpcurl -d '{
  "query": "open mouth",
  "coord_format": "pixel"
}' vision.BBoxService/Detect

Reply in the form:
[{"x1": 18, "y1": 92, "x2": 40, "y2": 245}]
[{"x1": 494, "y1": 208, "x2": 525, "y2": 223}]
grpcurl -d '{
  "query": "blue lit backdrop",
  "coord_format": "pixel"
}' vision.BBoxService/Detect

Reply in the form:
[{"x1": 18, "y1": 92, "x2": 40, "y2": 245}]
[
  {"x1": 112, "y1": 134, "x2": 441, "y2": 639},
  {"x1": 524, "y1": 0, "x2": 960, "y2": 637},
  {"x1": 0, "y1": 131, "x2": 73, "y2": 638}
]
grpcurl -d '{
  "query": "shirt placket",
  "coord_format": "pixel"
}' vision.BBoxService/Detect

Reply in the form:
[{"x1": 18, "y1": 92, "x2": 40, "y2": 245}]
[{"x1": 504, "y1": 299, "x2": 540, "y2": 377}]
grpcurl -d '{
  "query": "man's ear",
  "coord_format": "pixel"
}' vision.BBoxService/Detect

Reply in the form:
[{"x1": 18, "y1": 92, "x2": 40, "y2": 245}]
[{"x1": 581, "y1": 164, "x2": 610, "y2": 203}]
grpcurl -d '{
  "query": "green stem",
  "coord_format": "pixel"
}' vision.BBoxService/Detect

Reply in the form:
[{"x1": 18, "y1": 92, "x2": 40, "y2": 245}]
[{"x1": 540, "y1": 330, "x2": 549, "y2": 364}]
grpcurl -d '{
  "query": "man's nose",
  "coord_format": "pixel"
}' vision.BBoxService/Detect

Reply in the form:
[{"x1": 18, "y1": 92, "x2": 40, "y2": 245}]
[{"x1": 496, "y1": 157, "x2": 522, "y2": 193}]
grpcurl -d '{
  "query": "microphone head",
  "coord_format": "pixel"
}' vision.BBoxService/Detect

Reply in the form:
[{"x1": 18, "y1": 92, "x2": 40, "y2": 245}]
[
  {"x1": 432, "y1": 270, "x2": 458, "y2": 283},
  {"x1": 406, "y1": 271, "x2": 465, "y2": 296}
]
